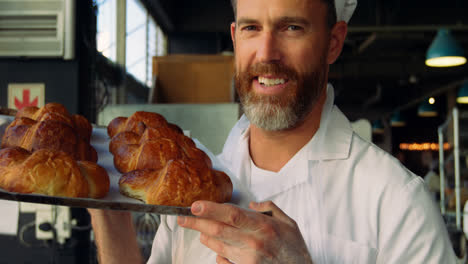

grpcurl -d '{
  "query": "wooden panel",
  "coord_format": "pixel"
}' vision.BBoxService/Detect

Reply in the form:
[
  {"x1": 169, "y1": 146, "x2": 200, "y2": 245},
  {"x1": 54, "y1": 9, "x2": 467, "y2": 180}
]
[{"x1": 151, "y1": 55, "x2": 235, "y2": 103}]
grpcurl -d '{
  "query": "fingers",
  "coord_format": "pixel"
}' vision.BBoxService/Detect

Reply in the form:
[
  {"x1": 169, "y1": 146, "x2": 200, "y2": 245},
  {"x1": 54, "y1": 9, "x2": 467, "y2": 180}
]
[
  {"x1": 178, "y1": 214, "x2": 254, "y2": 247},
  {"x1": 190, "y1": 201, "x2": 262, "y2": 230},
  {"x1": 216, "y1": 255, "x2": 233, "y2": 264},
  {"x1": 178, "y1": 201, "x2": 300, "y2": 263},
  {"x1": 177, "y1": 215, "x2": 231, "y2": 238},
  {"x1": 201, "y1": 232, "x2": 271, "y2": 264},
  {"x1": 177, "y1": 216, "x2": 247, "y2": 263},
  {"x1": 201, "y1": 233, "x2": 245, "y2": 264},
  {"x1": 249, "y1": 201, "x2": 295, "y2": 225}
]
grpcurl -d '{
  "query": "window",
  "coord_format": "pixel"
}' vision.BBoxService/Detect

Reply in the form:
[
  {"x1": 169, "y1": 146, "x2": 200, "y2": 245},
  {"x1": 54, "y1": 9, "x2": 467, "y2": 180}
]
[
  {"x1": 96, "y1": 0, "x2": 117, "y2": 61},
  {"x1": 96, "y1": 0, "x2": 167, "y2": 87}
]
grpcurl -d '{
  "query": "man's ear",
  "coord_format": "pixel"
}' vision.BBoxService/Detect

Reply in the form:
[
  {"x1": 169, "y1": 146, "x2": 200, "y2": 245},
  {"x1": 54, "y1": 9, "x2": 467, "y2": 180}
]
[
  {"x1": 231, "y1": 22, "x2": 236, "y2": 50},
  {"x1": 327, "y1": 21, "x2": 348, "y2": 64}
]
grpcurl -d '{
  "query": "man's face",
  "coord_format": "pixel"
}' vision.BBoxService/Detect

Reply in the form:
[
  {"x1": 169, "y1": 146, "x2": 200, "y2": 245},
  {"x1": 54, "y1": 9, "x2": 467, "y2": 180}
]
[{"x1": 232, "y1": 0, "x2": 331, "y2": 131}]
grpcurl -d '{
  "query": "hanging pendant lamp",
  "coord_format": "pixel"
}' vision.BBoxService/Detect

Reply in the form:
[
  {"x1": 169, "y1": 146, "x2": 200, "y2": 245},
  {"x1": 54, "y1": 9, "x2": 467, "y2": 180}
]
[
  {"x1": 390, "y1": 111, "x2": 406, "y2": 127},
  {"x1": 418, "y1": 98, "x2": 438, "y2": 117},
  {"x1": 457, "y1": 81, "x2": 468, "y2": 104},
  {"x1": 372, "y1": 120, "x2": 384, "y2": 134},
  {"x1": 426, "y1": 29, "x2": 466, "y2": 67}
]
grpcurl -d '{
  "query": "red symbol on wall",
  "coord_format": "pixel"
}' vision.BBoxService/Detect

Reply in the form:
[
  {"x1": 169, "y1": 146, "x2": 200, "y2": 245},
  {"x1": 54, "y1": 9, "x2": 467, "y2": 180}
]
[{"x1": 14, "y1": 89, "x2": 38, "y2": 110}]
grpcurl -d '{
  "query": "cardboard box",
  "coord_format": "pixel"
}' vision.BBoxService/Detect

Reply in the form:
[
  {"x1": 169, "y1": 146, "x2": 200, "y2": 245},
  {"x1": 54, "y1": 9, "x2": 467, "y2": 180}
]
[{"x1": 151, "y1": 55, "x2": 235, "y2": 103}]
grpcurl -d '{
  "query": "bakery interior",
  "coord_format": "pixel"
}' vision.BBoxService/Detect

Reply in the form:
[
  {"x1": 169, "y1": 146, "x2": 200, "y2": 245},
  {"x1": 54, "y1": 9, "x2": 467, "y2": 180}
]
[{"x1": 0, "y1": 0, "x2": 468, "y2": 262}]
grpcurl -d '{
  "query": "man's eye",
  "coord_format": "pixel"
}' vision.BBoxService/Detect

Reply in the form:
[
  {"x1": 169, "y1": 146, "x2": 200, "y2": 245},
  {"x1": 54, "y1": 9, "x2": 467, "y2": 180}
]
[
  {"x1": 243, "y1": 25, "x2": 257, "y2": 31},
  {"x1": 287, "y1": 25, "x2": 302, "y2": 31}
]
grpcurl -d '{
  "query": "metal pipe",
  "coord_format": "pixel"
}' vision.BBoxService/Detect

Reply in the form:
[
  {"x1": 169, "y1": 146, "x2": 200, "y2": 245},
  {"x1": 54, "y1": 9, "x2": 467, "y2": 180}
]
[
  {"x1": 439, "y1": 114, "x2": 454, "y2": 132},
  {"x1": 145, "y1": 10, "x2": 149, "y2": 86},
  {"x1": 63, "y1": 0, "x2": 75, "y2": 60},
  {"x1": 454, "y1": 107, "x2": 461, "y2": 229},
  {"x1": 438, "y1": 128, "x2": 446, "y2": 215},
  {"x1": 116, "y1": 0, "x2": 127, "y2": 104}
]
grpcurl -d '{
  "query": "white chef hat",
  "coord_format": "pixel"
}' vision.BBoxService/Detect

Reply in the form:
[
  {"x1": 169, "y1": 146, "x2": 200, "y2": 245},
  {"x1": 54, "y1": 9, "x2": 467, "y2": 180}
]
[{"x1": 335, "y1": 0, "x2": 357, "y2": 23}]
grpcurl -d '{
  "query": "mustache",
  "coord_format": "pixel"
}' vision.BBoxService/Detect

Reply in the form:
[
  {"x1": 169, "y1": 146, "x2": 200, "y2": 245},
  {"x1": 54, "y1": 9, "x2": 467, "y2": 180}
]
[{"x1": 238, "y1": 62, "x2": 298, "y2": 80}]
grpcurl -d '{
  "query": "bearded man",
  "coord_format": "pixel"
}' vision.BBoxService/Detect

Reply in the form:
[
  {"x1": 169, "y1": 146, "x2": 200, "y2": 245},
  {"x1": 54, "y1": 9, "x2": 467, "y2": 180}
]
[{"x1": 90, "y1": 0, "x2": 457, "y2": 263}]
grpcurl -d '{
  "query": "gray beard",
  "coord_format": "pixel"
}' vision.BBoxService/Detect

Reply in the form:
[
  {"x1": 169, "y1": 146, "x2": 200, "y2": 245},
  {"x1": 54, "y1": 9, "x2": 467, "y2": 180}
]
[
  {"x1": 236, "y1": 52, "x2": 328, "y2": 132},
  {"x1": 241, "y1": 93, "x2": 299, "y2": 131}
]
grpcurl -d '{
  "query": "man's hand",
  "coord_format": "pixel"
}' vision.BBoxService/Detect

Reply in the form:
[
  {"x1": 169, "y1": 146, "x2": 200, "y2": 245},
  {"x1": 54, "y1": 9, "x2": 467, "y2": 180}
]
[{"x1": 177, "y1": 200, "x2": 313, "y2": 264}]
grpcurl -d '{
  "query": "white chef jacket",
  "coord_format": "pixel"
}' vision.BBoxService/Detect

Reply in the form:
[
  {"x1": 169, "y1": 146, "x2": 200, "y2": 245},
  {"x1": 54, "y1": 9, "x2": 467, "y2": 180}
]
[{"x1": 148, "y1": 84, "x2": 457, "y2": 263}]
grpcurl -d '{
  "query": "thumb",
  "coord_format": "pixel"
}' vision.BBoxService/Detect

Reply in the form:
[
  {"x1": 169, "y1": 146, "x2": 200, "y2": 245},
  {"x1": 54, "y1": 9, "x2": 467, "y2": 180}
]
[{"x1": 249, "y1": 201, "x2": 293, "y2": 224}]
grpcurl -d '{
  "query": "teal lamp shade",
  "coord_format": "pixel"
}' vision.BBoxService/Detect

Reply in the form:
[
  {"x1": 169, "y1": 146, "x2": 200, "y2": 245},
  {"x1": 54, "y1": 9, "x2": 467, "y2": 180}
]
[
  {"x1": 457, "y1": 82, "x2": 468, "y2": 104},
  {"x1": 390, "y1": 111, "x2": 406, "y2": 127},
  {"x1": 426, "y1": 29, "x2": 466, "y2": 67},
  {"x1": 372, "y1": 120, "x2": 384, "y2": 134},
  {"x1": 418, "y1": 99, "x2": 438, "y2": 117}
]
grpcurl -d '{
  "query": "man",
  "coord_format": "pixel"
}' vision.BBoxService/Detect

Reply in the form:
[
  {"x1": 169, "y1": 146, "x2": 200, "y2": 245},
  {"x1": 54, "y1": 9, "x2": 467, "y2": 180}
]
[{"x1": 90, "y1": 0, "x2": 457, "y2": 263}]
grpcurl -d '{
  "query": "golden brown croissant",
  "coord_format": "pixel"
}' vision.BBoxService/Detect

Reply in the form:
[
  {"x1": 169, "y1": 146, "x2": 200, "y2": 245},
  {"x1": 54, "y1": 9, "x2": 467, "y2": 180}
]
[
  {"x1": 119, "y1": 159, "x2": 232, "y2": 206},
  {"x1": 0, "y1": 147, "x2": 109, "y2": 198},
  {"x1": 112, "y1": 135, "x2": 212, "y2": 174},
  {"x1": 108, "y1": 111, "x2": 231, "y2": 205},
  {"x1": 109, "y1": 125, "x2": 195, "y2": 155},
  {"x1": 1, "y1": 118, "x2": 97, "y2": 162},
  {"x1": 16, "y1": 103, "x2": 92, "y2": 143},
  {"x1": 113, "y1": 138, "x2": 184, "y2": 173},
  {"x1": 108, "y1": 112, "x2": 212, "y2": 172},
  {"x1": 107, "y1": 111, "x2": 169, "y2": 138}
]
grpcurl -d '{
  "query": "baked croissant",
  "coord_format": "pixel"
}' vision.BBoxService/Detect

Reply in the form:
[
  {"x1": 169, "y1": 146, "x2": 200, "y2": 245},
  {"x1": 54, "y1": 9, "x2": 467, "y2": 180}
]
[
  {"x1": 113, "y1": 138, "x2": 184, "y2": 173},
  {"x1": 16, "y1": 103, "x2": 92, "y2": 143},
  {"x1": 119, "y1": 159, "x2": 232, "y2": 206},
  {"x1": 109, "y1": 125, "x2": 195, "y2": 155},
  {"x1": 109, "y1": 111, "x2": 232, "y2": 205},
  {"x1": 1, "y1": 118, "x2": 97, "y2": 162},
  {"x1": 112, "y1": 137, "x2": 211, "y2": 173},
  {"x1": 0, "y1": 147, "x2": 109, "y2": 198},
  {"x1": 107, "y1": 111, "x2": 169, "y2": 138},
  {"x1": 108, "y1": 112, "x2": 211, "y2": 173}
]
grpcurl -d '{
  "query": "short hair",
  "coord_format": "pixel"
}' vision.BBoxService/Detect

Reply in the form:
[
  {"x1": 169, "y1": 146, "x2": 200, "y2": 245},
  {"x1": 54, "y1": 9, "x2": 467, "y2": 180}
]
[{"x1": 230, "y1": 0, "x2": 337, "y2": 30}]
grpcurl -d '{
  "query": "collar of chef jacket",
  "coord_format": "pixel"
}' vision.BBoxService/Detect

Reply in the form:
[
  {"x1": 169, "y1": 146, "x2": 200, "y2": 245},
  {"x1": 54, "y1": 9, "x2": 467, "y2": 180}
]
[{"x1": 217, "y1": 84, "x2": 354, "y2": 202}]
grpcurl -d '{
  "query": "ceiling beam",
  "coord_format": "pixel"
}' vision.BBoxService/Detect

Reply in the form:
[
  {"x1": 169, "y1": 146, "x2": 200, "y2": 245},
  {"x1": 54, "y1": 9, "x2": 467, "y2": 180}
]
[
  {"x1": 330, "y1": 59, "x2": 468, "y2": 80},
  {"x1": 392, "y1": 78, "x2": 468, "y2": 115},
  {"x1": 348, "y1": 24, "x2": 468, "y2": 33}
]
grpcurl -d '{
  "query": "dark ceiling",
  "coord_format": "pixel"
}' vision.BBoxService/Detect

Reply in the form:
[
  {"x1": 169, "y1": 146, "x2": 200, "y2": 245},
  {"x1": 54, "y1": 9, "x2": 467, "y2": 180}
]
[{"x1": 140, "y1": 0, "x2": 468, "y2": 128}]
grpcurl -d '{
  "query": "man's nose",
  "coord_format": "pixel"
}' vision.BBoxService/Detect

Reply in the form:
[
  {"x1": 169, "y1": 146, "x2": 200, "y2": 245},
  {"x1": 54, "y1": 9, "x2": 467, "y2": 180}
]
[{"x1": 256, "y1": 32, "x2": 281, "y2": 63}]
